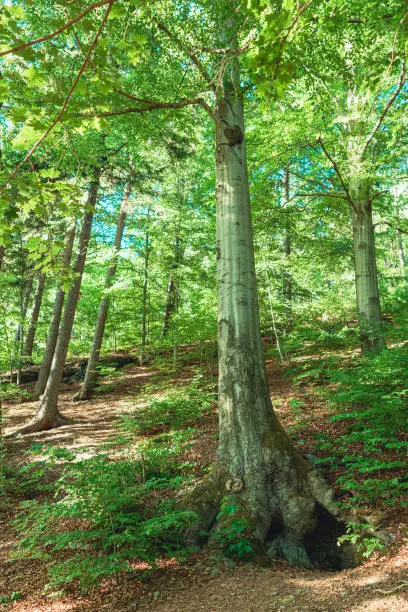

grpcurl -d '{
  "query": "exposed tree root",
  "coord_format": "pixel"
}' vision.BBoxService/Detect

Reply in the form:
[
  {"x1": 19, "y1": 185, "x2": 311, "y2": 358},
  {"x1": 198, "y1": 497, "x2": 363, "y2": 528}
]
[
  {"x1": 6, "y1": 410, "x2": 73, "y2": 437},
  {"x1": 71, "y1": 389, "x2": 91, "y2": 402},
  {"x1": 180, "y1": 461, "x2": 362, "y2": 571}
]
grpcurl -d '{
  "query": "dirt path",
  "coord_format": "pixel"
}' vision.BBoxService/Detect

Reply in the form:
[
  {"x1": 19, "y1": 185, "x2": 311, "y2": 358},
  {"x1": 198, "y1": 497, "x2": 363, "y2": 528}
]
[{"x1": 1, "y1": 358, "x2": 408, "y2": 611}]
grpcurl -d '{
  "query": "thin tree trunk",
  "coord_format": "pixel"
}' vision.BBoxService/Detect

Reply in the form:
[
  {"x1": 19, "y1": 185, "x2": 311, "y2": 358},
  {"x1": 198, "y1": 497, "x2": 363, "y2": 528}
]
[
  {"x1": 0, "y1": 245, "x2": 4, "y2": 270},
  {"x1": 397, "y1": 228, "x2": 406, "y2": 274},
  {"x1": 140, "y1": 216, "x2": 150, "y2": 366},
  {"x1": 13, "y1": 170, "x2": 101, "y2": 434},
  {"x1": 15, "y1": 272, "x2": 34, "y2": 342},
  {"x1": 283, "y1": 167, "x2": 292, "y2": 305},
  {"x1": 183, "y1": 48, "x2": 353, "y2": 571},
  {"x1": 350, "y1": 178, "x2": 385, "y2": 352},
  {"x1": 23, "y1": 272, "x2": 46, "y2": 360},
  {"x1": 32, "y1": 224, "x2": 76, "y2": 400},
  {"x1": 76, "y1": 181, "x2": 130, "y2": 401},
  {"x1": 161, "y1": 203, "x2": 184, "y2": 338}
]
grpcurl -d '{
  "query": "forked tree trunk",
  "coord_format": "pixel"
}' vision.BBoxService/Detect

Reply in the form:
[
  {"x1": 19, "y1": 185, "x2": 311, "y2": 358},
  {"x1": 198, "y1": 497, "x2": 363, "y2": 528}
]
[
  {"x1": 75, "y1": 181, "x2": 130, "y2": 401},
  {"x1": 32, "y1": 224, "x2": 76, "y2": 400},
  {"x1": 13, "y1": 171, "x2": 101, "y2": 434},
  {"x1": 23, "y1": 272, "x2": 46, "y2": 360},
  {"x1": 350, "y1": 178, "x2": 385, "y2": 353},
  {"x1": 183, "y1": 56, "x2": 355, "y2": 571}
]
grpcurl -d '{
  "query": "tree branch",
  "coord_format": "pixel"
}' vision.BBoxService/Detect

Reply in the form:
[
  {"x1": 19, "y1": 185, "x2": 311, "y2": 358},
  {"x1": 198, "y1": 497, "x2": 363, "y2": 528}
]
[
  {"x1": 317, "y1": 137, "x2": 353, "y2": 205},
  {"x1": 78, "y1": 96, "x2": 216, "y2": 121},
  {"x1": 297, "y1": 192, "x2": 350, "y2": 202},
  {"x1": 153, "y1": 18, "x2": 216, "y2": 92},
  {"x1": 374, "y1": 220, "x2": 408, "y2": 235},
  {"x1": 1, "y1": 1, "x2": 114, "y2": 191},
  {"x1": 0, "y1": 0, "x2": 118, "y2": 58},
  {"x1": 362, "y1": 61, "x2": 406, "y2": 155}
]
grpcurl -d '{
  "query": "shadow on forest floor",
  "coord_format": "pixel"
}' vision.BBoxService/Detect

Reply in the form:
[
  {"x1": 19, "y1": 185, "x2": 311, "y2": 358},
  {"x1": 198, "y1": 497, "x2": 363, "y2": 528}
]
[{"x1": 1, "y1": 354, "x2": 408, "y2": 612}]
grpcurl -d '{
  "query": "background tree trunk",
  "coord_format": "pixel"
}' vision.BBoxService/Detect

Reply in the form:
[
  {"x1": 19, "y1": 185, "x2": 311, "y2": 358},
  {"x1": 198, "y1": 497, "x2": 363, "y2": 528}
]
[
  {"x1": 76, "y1": 181, "x2": 130, "y2": 400},
  {"x1": 0, "y1": 245, "x2": 4, "y2": 270},
  {"x1": 23, "y1": 272, "x2": 46, "y2": 360},
  {"x1": 350, "y1": 178, "x2": 385, "y2": 352},
  {"x1": 32, "y1": 224, "x2": 76, "y2": 400},
  {"x1": 15, "y1": 170, "x2": 101, "y2": 433},
  {"x1": 282, "y1": 167, "x2": 292, "y2": 306},
  {"x1": 15, "y1": 272, "x2": 34, "y2": 342},
  {"x1": 397, "y1": 228, "x2": 406, "y2": 274},
  {"x1": 140, "y1": 218, "x2": 150, "y2": 366}
]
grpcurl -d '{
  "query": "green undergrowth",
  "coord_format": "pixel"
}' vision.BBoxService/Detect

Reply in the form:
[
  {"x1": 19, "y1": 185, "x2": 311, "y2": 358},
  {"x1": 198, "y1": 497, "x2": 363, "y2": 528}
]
[
  {"x1": 286, "y1": 344, "x2": 408, "y2": 509},
  {"x1": 119, "y1": 375, "x2": 216, "y2": 435},
  {"x1": 6, "y1": 375, "x2": 218, "y2": 592}
]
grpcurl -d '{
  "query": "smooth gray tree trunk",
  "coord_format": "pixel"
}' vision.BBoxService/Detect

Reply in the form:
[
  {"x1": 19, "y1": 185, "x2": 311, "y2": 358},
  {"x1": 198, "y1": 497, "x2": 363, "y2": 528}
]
[
  {"x1": 350, "y1": 178, "x2": 385, "y2": 352},
  {"x1": 32, "y1": 225, "x2": 76, "y2": 400},
  {"x1": 14, "y1": 171, "x2": 101, "y2": 433},
  {"x1": 76, "y1": 181, "x2": 130, "y2": 400},
  {"x1": 23, "y1": 272, "x2": 46, "y2": 360},
  {"x1": 183, "y1": 49, "x2": 352, "y2": 570}
]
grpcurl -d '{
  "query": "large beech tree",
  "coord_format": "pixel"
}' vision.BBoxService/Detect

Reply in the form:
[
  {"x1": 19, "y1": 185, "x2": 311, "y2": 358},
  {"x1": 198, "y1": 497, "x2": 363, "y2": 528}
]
[{"x1": 2, "y1": 0, "x2": 360, "y2": 566}]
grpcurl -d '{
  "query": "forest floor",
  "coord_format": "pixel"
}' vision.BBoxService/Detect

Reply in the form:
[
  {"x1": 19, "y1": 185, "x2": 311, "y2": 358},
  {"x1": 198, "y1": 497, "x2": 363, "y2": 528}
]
[{"x1": 1, "y1": 345, "x2": 408, "y2": 612}]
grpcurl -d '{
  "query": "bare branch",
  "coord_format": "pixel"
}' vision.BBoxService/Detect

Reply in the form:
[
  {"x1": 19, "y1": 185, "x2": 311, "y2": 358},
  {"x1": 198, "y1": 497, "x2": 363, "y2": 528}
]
[
  {"x1": 317, "y1": 137, "x2": 353, "y2": 205},
  {"x1": 297, "y1": 191, "x2": 350, "y2": 202},
  {"x1": 0, "y1": 0, "x2": 118, "y2": 58},
  {"x1": 363, "y1": 61, "x2": 406, "y2": 155},
  {"x1": 153, "y1": 18, "x2": 216, "y2": 92},
  {"x1": 1, "y1": 1, "x2": 114, "y2": 190},
  {"x1": 374, "y1": 220, "x2": 408, "y2": 235},
  {"x1": 77, "y1": 96, "x2": 216, "y2": 121}
]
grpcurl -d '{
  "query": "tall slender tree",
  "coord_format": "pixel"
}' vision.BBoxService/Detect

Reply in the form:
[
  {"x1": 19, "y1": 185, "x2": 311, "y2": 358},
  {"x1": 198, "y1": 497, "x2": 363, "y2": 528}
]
[
  {"x1": 76, "y1": 179, "x2": 131, "y2": 400},
  {"x1": 23, "y1": 272, "x2": 46, "y2": 360},
  {"x1": 32, "y1": 224, "x2": 76, "y2": 400},
  {"x1": 14, "y1": 168, "x2": 102, "y2": 433}
]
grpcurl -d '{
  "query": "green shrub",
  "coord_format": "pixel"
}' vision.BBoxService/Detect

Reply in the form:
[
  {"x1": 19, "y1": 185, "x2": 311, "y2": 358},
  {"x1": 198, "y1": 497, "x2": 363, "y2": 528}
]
[
  {"x1": 120, "y1": 378, "x2": 215, "y2": 434},
  {"x1": 12, "y1": 449, "x2": 198, "y2": 590}
]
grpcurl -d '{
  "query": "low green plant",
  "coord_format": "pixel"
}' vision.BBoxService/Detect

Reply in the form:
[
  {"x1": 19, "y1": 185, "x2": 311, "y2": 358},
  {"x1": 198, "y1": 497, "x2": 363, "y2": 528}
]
[
  {"x1": 212, "y1": 497, "x2": 253, "y2": 559},
  {"x1": 120, "y1": 378, "x2": 215, "y2": 434},
  {"x1": 0, "y1": 592, "x2": 22, "y2": 604},
  {"x1": 288, "y1": 345, "x2": 408, "y2": 509},
  {"x1": 12, "y1": 448, "x2": 198, "y2": 590},
  {"x1": 337, "y1": 522, "x2": 385, "y2": 558}
]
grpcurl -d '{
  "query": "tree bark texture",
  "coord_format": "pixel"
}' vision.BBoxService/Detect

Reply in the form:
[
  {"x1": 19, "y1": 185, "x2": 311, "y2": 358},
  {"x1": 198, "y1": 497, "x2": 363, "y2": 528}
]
[
  {"x1": 16, "y1": 170, "x2": 101, "y2": 433},
  {"x1": 23, "y1": 272, "x2": 46, "y2": 359},
  {"x1": 182, "y1": 56, "x2": 355, "y2": 570},
  {"x1": 76, "y1": 181, "x2": 130, "y2": 400},
  {"x1": 350, "y1": 178, "x2": 385, "y2": 352},
  {"x1": 32, "y1": 224, "x2": 76, "y2": 400}
]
